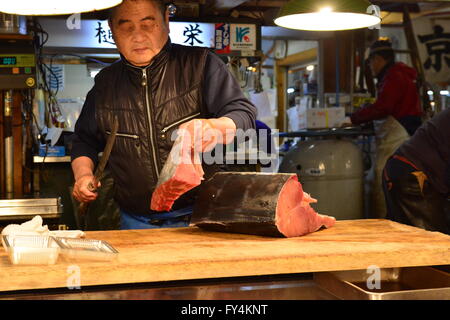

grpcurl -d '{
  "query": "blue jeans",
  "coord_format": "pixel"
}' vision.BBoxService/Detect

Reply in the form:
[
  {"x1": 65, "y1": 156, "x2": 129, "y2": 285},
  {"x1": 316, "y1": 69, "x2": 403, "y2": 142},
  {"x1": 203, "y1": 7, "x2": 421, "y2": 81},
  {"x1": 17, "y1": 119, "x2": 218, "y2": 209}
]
[{"x1": 120, "y1": 206, "x2": 193, "y2": 230}]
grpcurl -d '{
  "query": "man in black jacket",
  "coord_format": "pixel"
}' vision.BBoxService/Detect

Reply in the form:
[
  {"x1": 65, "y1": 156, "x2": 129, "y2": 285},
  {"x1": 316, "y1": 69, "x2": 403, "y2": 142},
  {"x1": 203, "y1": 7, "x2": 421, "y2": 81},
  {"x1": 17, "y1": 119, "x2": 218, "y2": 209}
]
[
  {"x1": 71, "y1": 0, "x2": 257, "y2": 229},
  {"x1": 382, "y1": 108, "x2": 450, "y2": 234}
]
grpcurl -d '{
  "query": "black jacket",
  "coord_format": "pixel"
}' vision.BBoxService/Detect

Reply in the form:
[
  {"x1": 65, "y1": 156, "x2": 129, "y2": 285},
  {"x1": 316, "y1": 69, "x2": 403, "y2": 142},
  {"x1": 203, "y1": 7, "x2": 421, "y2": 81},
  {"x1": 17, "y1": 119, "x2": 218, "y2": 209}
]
[
  {"x1": 397, "y1": 108, "x2": 450, "y2": 195},
  {"x1": 71, "y1": 40, "x2": 257, "y2": 214}
]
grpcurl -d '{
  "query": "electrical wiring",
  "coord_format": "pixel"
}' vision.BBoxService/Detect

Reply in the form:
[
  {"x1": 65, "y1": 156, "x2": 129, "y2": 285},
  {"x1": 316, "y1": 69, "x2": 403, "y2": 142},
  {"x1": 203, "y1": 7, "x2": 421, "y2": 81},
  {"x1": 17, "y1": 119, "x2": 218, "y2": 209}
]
[
  {"x1": 30, "y1": 18, "x2": 66, "y2": 128},
  {"x1": 20, "y1": 90, "x2": 47, "y2": 173},
  {"x1": 33, "y1": 22, "x2": 112, "y2": 126},
  {"x1": 20, "y1": 18, "x2": 64, "y2": 174},
  {"x1": 26, "y1": 19, "x2": 114, "y2": 168}
]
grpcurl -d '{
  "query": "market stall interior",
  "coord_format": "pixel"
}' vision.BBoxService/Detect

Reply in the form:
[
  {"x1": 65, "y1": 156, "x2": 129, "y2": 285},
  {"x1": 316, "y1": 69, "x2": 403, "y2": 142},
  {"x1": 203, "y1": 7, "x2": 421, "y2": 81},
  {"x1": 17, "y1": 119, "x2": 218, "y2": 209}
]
[{"x1": 0, "y1": 0, "x2": 449, "y2": 300}]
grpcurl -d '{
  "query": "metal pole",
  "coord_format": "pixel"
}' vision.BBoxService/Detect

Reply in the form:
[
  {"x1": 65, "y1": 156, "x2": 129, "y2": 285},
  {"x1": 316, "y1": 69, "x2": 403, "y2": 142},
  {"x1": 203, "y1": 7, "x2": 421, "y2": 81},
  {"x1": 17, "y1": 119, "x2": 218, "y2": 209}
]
[
  {"x1": 335, "y1": 33, "x2": 340, "y2": 107},
  {"x1": 318, "y1": 39, "x2": 325, "y2": 108},
  {"x1": 349, "y1": 31, "x2": 355, "y2": 113},
  {"x1": 4, "y1": 90, "x2": 14, "y2": 199}
]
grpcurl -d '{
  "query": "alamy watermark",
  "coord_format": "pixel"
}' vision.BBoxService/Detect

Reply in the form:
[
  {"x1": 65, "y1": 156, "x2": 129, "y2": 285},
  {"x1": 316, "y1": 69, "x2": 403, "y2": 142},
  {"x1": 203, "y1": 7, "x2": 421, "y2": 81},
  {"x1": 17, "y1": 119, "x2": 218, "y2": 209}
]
[
  {"x1": 66, "y1": 13, "x2": 81, "y2": 30},
  {"x1": 66, "y1": 264, "x2": 81, "y2": 290},
  {"x1": 167, "y1": 124, "x2": 278, "y2": 168},
  {"x1": 367, "y1": 5, "x2": 382, "y2": 30},
  {"x1": 366, "y1": 265, "x2": 381, "y2": 290}
]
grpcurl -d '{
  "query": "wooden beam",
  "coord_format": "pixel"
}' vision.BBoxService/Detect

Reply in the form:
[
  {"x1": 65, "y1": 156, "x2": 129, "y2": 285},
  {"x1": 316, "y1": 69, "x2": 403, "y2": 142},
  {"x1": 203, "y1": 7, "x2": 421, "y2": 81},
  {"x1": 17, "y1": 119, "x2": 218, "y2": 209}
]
[
  {"x1": 42, "y1": 58, "x2": 86, "y2": 65},
  {"x1": 275, "y1": 64, "x2": 287, "y2": 134},
  {"x1": 322, "y1": 31, "x2": 354, "y2": 94},
  {"x1": 214, "y1": 0, "x2": 249, "y2": 9},
  {"x1": 275, "y1": 48, "x2": 318, "y2": 134},
  {"x1": 0, "y1": 34, "x2": 33, "y2": 40},
  {"x1": 12, "y1": 91, "x2": 23, "y2": 197},
  {"x1": 0, "y1": 91, "x2": 4, "y2": 196},
  {"x1": 402, "y1": 5, "x2": 432, "y2": 115},
  {"x1": 242, "y1": 0, "x2": 287, "y2": 5},
  {"x1": 276, "y1": 48, "x2": 318, "y2": 67},
  {"x1": 236, "y1": 0, "x2": 288, "y2": 8}
]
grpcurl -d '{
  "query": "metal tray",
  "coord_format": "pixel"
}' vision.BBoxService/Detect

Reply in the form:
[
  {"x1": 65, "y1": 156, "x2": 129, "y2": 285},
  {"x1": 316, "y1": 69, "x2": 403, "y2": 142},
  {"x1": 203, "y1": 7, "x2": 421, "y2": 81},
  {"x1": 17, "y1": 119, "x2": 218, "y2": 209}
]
[
  {"x1": 314, "y1": 266, "x2": 450, "y2": 300},
  {"x1": 0, "y1": 198, "x2": 62, "y2": 221},
  {"x1": 54, "y1": 237, "x2": 119, "y2": 261},
  {"x1": 2, "y1": 235, "x2": 59, "y2": 265}
]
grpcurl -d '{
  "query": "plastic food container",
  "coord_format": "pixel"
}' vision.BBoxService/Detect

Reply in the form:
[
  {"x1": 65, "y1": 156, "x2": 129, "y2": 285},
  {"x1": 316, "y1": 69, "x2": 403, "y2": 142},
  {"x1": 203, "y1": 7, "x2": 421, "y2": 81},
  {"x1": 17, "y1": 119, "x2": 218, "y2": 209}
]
[
  {"x1": 2, "y1": 235, "x2": 60, "y2": 265},
  {"x1": 54, "y1": 237, "x2": 119, "y2": 261}
]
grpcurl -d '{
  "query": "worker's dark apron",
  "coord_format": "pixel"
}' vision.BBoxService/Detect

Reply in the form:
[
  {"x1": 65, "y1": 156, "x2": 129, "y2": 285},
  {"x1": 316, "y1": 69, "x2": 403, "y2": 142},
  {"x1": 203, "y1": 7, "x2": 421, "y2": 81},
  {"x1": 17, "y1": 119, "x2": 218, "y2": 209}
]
[{"x1": 367, "y1": 116, "x2": 409, "y2": 219}]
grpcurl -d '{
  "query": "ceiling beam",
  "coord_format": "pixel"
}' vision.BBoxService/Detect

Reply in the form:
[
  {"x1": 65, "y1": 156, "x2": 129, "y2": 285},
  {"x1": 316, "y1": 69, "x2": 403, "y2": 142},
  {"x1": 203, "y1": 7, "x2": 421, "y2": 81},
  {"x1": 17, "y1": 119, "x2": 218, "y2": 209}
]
[
  {"x1": 214, "y1": 0, "x2": 249, "y2": 9},
  {"x1": 237, "y1": 0, "x2": 288, "y2": 7}
]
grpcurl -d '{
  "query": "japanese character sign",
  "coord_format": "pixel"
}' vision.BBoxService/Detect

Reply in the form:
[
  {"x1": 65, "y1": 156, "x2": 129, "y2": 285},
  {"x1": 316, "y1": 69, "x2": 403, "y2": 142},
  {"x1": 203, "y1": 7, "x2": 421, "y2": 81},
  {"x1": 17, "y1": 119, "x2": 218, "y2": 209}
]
[
  {"x1": 413, "y1": 16, "x2": 450, "y2": 84},
  {"x1": 418, "y1": 25, "x2": 450, "y2": 73},
  {"x1": 95, "y1": 21, "x2": 115, "y2": 45}
]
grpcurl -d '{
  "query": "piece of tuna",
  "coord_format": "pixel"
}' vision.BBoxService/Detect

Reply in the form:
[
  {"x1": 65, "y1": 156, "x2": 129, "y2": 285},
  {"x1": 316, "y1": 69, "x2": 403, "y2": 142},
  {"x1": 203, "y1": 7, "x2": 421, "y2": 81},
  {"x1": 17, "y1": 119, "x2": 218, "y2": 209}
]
[
  {"x1": 191, "y1": 172, "x2": 335, "y2": 237},
  {"x1": 151, "y1": 131, "x2": 204, "y2": 212}
]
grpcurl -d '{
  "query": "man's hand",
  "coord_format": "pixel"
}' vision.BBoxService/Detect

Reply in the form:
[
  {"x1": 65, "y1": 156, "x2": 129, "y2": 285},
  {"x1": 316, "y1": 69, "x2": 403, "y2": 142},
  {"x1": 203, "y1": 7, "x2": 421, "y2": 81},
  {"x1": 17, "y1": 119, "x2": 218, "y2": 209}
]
[
  {"x1": 72, "y1": 175, "x2": 101, "y2": 203},
  {"x1": 71, "y1": 156, "x2": 99, "y2": 203},
  {"x1": 178, "y1": 117, "x2": 236, "y2": 153}
]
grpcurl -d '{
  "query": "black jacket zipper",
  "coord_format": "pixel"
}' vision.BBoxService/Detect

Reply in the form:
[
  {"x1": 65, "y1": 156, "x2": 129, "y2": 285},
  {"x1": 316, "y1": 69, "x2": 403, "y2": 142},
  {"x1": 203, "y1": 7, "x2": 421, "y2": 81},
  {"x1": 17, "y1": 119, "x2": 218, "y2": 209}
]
[{"x1": 141, "y1": 68, "x2": 160, "y2": 179}]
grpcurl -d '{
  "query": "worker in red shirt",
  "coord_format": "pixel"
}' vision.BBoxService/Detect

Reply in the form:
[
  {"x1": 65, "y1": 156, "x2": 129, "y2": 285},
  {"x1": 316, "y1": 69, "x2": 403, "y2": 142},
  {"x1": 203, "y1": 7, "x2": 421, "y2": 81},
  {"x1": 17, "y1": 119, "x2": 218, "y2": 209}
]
[
  {"x1": 350, "y1": 39, "x2": 423, "y2": 219},
  {"x1": 351, "y1": 39, "x2": 423, "y2": 135}
]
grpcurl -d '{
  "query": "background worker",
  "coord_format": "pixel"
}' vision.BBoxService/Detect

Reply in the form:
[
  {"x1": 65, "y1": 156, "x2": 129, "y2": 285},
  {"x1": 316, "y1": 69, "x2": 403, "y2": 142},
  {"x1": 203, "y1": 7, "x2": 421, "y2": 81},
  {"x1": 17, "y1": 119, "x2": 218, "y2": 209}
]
[
  {"x1": 349, "y1": 39, "x2": 423, "y2": 219},
  {"x1": 382, "y1": 108, "x2": 450, "y2": 234}
]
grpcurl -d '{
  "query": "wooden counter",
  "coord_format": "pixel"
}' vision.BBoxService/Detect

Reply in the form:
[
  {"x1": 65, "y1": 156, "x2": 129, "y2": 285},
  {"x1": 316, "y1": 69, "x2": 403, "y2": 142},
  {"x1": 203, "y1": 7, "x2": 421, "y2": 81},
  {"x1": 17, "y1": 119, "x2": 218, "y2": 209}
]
[{"x1": 1, "y1": 219, "x2": 450, "y2": 293}]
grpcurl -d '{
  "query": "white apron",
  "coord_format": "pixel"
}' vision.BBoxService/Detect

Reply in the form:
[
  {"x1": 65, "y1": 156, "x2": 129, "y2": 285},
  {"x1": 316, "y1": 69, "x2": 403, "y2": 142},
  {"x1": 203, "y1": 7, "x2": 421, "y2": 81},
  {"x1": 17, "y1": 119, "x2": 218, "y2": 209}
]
[{"x1": 366, "y1": 116, "x2": 410, "y2": 218}]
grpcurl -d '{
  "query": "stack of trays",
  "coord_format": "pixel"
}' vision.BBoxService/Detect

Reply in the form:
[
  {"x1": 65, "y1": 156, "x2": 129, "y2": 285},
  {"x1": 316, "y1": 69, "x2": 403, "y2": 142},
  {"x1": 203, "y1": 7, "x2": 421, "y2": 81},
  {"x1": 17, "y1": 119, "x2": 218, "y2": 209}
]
[
  {"x1": 2, "y1": 234, "x2": 119, "y2": 265},
  {"x1": 2, "y1": 235, "x2": 59, "y2": 265}
]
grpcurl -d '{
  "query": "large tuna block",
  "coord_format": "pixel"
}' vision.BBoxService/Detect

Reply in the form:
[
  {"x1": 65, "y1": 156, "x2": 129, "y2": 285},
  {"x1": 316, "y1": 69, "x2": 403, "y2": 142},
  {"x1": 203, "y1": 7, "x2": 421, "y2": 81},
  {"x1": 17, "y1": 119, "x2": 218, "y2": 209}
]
[{"x1": 191, "y1": 172, "x2": 335, "y2": 237}]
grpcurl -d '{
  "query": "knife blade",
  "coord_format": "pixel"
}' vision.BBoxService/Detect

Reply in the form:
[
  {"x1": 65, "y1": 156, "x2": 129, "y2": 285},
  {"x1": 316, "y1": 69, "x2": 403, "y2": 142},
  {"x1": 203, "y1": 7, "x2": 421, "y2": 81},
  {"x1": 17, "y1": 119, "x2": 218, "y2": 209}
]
[{"x1": 78, "y1": 116, "x2": 119, "y2": 218}]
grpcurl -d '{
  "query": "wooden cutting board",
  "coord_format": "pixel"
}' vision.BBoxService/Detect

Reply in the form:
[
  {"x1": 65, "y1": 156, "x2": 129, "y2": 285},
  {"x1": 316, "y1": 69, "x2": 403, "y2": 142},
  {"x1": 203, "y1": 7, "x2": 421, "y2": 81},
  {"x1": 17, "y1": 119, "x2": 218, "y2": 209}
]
[{"x1": 1, "y1": 219, "x2": 449, "y2": 292}]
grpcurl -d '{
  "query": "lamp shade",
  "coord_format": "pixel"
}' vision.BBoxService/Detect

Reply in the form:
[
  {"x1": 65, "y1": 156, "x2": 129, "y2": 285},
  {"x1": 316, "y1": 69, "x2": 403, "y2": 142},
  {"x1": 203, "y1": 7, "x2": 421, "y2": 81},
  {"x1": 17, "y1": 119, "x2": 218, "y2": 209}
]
[
  {"x1": 274, "y1": 0, "x2": 381, "y2": 31},
  {"x1": 0, "y1": 0, "x2": 123, "y2": 15}
]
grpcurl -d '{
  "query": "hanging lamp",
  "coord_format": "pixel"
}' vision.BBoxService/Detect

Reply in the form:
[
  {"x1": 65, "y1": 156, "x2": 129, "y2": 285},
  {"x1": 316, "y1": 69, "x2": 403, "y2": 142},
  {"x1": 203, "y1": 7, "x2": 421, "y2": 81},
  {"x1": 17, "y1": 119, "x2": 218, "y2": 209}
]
[
  {"x1": 0, "y1": 0, "x2": 123, "y2": 15},
  {"x1": 274, "y1": 0, "x2": 381, "y2": 31}
]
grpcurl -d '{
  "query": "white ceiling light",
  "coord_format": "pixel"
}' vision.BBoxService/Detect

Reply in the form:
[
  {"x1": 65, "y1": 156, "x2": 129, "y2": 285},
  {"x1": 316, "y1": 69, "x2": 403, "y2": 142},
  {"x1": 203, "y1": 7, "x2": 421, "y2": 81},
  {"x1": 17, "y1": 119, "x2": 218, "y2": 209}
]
[
  {"x1": 274, "y1": 0, "x2": 381, "y2": 31},
  {"x1": 0, "y1": 0, "x2": 123, "y2": 16}
]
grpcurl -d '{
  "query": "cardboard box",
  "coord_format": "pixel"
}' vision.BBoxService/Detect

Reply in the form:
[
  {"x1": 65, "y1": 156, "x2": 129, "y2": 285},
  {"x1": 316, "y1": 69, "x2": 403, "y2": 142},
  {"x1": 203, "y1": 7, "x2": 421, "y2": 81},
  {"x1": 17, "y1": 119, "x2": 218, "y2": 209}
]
[
  {"x1": 287, "y1": 105, "x2": 346, "y2": 130},
  {"x1": 326, "y1": 107, "x2": 346, "y2": 128},
  {"x1": 298, "y1": 107, "x2": 327, "y2": 129}
]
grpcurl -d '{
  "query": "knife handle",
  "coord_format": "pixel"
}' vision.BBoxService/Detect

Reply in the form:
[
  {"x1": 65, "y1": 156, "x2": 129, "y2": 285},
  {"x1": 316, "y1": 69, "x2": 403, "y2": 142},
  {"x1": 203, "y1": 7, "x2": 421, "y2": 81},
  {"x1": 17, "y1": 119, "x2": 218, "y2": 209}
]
[
  {"x1": 87, "y1": 180, "x2": 97, "y2": 192},
  {"x1": 78, "y1": 180, "x2": 98, "y2": 216}
]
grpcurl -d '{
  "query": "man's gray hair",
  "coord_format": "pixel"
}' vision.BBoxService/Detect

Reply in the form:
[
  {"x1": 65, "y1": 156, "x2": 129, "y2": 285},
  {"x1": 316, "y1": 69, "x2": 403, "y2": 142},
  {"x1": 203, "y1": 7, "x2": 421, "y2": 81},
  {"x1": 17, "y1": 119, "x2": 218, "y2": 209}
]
[{"x1": 108, "y1": 0, "x2": 168, "y2": 23}]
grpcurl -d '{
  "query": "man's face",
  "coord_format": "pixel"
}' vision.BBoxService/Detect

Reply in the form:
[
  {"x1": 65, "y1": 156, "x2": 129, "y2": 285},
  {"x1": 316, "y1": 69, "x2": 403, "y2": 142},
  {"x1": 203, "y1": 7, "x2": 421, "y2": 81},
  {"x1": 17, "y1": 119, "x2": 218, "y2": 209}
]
[
  {"x1": 369, "y1": 55, "x2": 386, "y2": 77},
  {"x1": 110, "y1": 0, "x2": 169, "y2": 67}
]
